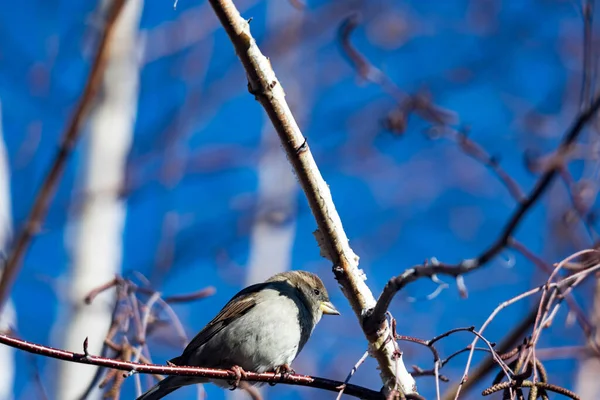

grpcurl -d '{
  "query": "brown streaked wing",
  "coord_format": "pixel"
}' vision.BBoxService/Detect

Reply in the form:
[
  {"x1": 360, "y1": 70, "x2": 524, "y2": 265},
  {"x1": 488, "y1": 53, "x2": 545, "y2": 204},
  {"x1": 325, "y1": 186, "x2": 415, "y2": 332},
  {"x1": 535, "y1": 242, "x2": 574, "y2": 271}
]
[{"x1": 170, "y1": 282, "x2": 269, "y2": 365}]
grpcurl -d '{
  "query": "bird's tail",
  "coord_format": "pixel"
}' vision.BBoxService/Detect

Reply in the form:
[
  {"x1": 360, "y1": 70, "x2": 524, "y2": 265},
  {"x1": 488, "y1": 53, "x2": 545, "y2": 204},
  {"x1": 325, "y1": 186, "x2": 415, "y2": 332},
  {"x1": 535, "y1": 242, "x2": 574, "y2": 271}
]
[{"x1": 136, "y1": 376, "x2": 186, "y2": 400}]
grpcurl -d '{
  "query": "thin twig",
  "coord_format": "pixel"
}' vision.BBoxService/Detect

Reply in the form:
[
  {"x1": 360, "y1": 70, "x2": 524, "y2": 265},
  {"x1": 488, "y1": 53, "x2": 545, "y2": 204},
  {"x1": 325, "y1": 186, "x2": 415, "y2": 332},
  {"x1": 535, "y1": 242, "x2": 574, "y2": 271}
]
[
  {"x1": 441, "y1": 308, "x2": 537, "y2": 400},
  {"x1": 163, "y1": 287, "x2": 216, "y2": 303},
  {"x1": 580, "y1": 0, "x2": 595, "y2": 112},
  {"x1": 338, "y1": 15, "x2": 457, "y2": 134},
  {"x1": 364, "y1": 93, "x2": 600, "y2": 333},
  {"x1": 0, "y1": 0, "x2": 127, "y2": 314},
  {"x1": 454, "y1": 250, "x2": 600, "y2": 399},
  {"x1": 510, "y1": 239, "x2": 594, "y2": 336},
  {"x1": 336, "y1": 350, "x2": 369, "y2": 400},
  {"x1": 425, "y1": 126, "x2": 525, "y2": 202},
  {"x1": 471, "y1": 93, "x2": 600, "y2": 267},
  {"x1": 0, "y1": 333, "x2": 389, "y2": 400}
]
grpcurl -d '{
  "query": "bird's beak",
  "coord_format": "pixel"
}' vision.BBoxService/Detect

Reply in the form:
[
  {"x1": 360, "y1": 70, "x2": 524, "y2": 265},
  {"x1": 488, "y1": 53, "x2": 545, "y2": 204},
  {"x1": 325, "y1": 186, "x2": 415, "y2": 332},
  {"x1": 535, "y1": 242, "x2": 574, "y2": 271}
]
[{"x1": 320, "y1": 301, "x2": 340, "y2": 315}]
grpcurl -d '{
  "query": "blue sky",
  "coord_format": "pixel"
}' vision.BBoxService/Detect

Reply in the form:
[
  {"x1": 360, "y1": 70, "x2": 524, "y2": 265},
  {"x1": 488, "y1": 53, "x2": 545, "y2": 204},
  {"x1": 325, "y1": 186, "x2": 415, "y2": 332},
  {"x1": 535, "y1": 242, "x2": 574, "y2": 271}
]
[{"x1": 0, "y1": 0, "x2": 597, "y2": 399}]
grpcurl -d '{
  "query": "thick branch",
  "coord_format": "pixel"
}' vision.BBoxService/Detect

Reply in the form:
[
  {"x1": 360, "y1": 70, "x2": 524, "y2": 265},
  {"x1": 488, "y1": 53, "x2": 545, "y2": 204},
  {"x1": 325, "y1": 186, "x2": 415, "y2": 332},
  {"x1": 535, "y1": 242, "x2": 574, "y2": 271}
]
[
  {"x1": 0, "y1": 334, "x2": 385, "y2": 399},
  {"x1": 206, "y1": 0, "x2": 366, "y2": 307},
  {"x1": 0, "y1": 0, "x2": 127, "y2": 314},
  {"x1": 205, "y1": 0, "x2": 416, "y2": 396}
]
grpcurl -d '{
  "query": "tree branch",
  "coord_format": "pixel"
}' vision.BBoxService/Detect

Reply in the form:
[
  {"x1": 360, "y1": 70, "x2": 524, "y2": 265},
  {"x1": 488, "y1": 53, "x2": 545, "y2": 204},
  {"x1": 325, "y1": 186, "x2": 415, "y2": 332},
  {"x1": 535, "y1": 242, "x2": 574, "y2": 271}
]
[
  {"x1": 0, "y1": 334, "x2": 389, "y2": 400},
  {"x1": 364, "y1": 93, "x2": 600, "y2": 332},
  {"x1": 0, "y1": 0, "x2": 127, "y2": 314},
  {"x1": 474, "y1": 93, "x2": 600, "y2": 268},
  {"x1": 441, "y1": 308, "x2": 538, "y2": 400},
  {"x1": 205, "y1": 0, "x2": 417, "y2": 396}
]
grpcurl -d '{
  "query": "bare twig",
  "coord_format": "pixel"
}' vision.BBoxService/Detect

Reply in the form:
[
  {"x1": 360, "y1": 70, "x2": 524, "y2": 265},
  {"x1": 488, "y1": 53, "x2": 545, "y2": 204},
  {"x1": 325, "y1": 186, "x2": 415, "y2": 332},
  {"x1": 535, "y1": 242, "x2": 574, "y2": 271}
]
[
  {"x1": 85, "y1": 276, "x2": 214, "y2": 306},
  {"x1": 454, "y1": 250, "x2": 600, "y2": 399},
  {"x1": 580, "y1": 0, "x2": 595, "y2": 111},
  {"x1": 425, "y1": 126, "x2": 525, "y2": 202},
  {"x1": 510, "y1": 238, "x2": 594, "y2": 336},
  {"x1": 524, "y1": 250, "x2": 597, "y2": 379},
  {"x1": 466, "y1": 93, "x2": 600, "y2": 268},
  {"x1": 364, "y1": 94, "x2": 600, "y2": 333},
  {"x1": 338, "y1": 15, "x2": 456, "y2": 135},
  {"x1": 77, "y1": 291, "x2": 127, "y2": 400},
  {"x1": 338, "y1": 15, "x2": 390, "y2": 89},
  {"x1": 557, "y1": 166, "x2": 598, "y2": 240},
  {"x1": 80, "y1": 274, "x2": 203, "y2": 398},
  {"x1": 27, "y1": 355, "x2": 50, "y2": 400},
  {"x1": 84, "y1": 277, "x2": 121, "y2": 305},
  {"x1": 0, "y1": 0, "x2": 127, "y2": 314},
  {"x1": 336, "y1": 350, "x2": 369, "y2": 400},
  {"x1": 162, "y1": 287, "x2": 216, "y2": 303},
  {"x1": 0, "y1": 333, "x2": 392, "y2": 400},
  {"x1": 442, "y1": 308, "x2": 537, "y2": 400},
  {"x1": 397, "y1": 325, "x2": 508, "y2": 400},
  {"x1": 482, "y1": 380, "x2": 580, "y2": 400},
  {"x1": 205, "y1": 0, "x2": 416, "y2": 396}
]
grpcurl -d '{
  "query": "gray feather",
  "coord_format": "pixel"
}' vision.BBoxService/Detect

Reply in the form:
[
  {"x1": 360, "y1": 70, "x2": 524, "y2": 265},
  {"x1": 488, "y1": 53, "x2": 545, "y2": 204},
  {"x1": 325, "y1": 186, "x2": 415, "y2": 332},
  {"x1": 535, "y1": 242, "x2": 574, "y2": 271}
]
[{"x1": 135, "y1": 376, "x2": 184, "y2": 400}]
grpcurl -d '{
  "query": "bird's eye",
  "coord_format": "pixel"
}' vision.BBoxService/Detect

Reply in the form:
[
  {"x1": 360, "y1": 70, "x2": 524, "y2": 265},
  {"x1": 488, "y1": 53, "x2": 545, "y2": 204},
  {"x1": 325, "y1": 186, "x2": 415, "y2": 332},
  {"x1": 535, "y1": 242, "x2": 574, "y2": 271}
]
[{"x1": 313, "y1": 289, "x2": 321, "y2": 296}]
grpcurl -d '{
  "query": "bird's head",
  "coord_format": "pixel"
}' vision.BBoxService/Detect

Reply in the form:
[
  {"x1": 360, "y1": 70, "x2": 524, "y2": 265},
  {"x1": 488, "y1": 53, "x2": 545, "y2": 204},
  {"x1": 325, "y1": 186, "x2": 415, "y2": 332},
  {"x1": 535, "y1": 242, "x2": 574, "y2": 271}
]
[{"x1": 268, "y1": 270, "x2": 339, "y2": 322}]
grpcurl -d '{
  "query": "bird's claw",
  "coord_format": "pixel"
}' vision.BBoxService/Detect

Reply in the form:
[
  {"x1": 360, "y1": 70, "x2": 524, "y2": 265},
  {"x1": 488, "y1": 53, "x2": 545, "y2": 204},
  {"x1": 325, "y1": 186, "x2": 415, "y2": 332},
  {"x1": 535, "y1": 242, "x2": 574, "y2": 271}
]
[
  {"x1": 275, "y1": 364, "x2": 295, "y2": 380},
  {"x1": 228, "y1": 365, "x2": 247, "y2": 390}
]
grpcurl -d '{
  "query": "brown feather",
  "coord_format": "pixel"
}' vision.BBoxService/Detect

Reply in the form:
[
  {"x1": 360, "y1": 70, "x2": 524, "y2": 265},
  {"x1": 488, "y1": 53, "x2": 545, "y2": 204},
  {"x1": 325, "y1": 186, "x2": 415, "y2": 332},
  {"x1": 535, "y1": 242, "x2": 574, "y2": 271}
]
[{"x1": 169, "y1": 282, "x2": 269, "y2": 365}]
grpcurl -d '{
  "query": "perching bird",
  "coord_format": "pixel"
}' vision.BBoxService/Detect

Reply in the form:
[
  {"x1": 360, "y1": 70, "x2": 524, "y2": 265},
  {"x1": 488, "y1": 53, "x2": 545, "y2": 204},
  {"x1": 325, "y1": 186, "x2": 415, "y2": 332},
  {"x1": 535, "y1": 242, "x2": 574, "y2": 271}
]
[{"x1": 136, "y1": 270, "x2": 339, "y2": 399}]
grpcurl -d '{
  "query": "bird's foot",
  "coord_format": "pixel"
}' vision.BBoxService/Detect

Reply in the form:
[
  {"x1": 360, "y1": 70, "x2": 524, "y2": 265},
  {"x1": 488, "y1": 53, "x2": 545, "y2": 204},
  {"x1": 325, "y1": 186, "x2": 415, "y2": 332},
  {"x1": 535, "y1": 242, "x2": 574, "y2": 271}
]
[
  {"x1": 275, "y1": 364, "x2": 295, "y2": 380},
  {"x1": 228, "y1": 365, "x2": 247, "y2": 390}
]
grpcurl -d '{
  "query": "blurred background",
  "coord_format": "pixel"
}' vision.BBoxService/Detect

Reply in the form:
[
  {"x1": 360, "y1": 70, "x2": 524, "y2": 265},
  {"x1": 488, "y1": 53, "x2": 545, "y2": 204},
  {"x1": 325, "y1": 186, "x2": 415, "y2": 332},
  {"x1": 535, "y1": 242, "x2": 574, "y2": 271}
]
[{"x1": 1, "y1": 0, "x2": 599, "y2": 399}]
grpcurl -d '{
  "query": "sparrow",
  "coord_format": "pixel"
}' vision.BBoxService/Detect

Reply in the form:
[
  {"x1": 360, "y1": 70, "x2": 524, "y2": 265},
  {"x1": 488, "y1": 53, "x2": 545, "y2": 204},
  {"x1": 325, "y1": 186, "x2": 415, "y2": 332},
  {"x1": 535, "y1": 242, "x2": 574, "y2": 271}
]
[{"x1": 136, "y1": 270, "x2": 339, "y2": 399}]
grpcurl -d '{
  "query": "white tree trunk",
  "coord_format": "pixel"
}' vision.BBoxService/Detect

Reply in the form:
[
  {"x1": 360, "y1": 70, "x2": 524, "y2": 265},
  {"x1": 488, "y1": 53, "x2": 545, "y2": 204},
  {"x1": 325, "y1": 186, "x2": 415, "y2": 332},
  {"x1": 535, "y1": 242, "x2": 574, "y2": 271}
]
[
  {"x1": 575, "y1": 278, "x2": 600, "y2": 400},
  {"x1": 56, "y1": 1, "x2": 143, "y2": 399},
  {"x1": 0, "y1": 101, "x2": 16, "y2": 400}
]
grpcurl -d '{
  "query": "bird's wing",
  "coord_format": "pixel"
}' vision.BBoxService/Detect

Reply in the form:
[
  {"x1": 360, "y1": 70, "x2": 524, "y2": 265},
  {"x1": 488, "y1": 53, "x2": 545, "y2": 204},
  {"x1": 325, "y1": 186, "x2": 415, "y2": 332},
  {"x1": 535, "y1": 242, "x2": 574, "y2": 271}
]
[{"x1": 170, "y1": 282, "x2": 269, "y2": 365}]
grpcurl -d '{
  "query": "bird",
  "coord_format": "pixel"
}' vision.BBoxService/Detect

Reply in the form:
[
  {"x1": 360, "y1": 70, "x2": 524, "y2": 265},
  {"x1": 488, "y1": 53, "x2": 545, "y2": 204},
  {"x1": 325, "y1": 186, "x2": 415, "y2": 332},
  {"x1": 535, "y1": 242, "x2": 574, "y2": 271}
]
[{"x1": 136, "y1": 270, "x2": 340, "y2": 399}]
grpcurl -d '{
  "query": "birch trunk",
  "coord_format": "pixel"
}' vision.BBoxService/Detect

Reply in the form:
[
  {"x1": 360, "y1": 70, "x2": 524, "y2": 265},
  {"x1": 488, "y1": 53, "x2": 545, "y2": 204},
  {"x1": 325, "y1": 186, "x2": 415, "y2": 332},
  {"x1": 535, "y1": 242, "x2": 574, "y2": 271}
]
[
  {"x1": 0, "y1": 101, "x2": 16, "y2": 400},
  {"x1": 56, "y1": 1, "x2": 143, "y2": 398},
  {"x1": 575, "y1": 278, "x2": 600, "y2": 399}
]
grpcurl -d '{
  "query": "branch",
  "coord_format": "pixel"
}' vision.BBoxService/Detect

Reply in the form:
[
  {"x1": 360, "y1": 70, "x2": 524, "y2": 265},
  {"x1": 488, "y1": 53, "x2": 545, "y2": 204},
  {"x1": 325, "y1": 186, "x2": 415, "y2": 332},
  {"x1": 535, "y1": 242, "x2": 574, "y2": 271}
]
[
  {"x1": 364, "y1": 93, "x2": 600, "y2": 330},
  {"x1": 0, "y1": 0, "x2": 127, "y2": 314},
  {"x1": 0, "y1": 334, "x2": 388, "y2": 400},
  {"x1": 205, "y1": 0, "x2": 416, "y2": 396},
  {"x1": 441, "y1": 308, "x2": 538, "y2": 400},
  {"x1": 454, "y1": 250, "x2": 600, "y2": 399},
  {"x1": 473, "y1": 93, "x2": 600, "y2": 268},
  {"x1": 77, "y1": 274, "x2": 199, "y2": 398},
  {"x1": 580, "y1": 0, "x2": 595, "y2": 112},
  {"x1": 425, "y1": 126, "x2": 525, "y2": 203},
  {"x1": 338, "y1": 15, "x2": 456, "y2": 134}
]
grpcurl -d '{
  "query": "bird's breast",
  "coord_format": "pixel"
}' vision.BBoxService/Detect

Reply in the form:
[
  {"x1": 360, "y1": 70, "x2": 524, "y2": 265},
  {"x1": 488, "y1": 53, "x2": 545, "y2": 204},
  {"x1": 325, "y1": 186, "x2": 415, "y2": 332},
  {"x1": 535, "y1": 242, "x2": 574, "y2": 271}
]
[{"x1": 198, "y1": 288, "x2": 311, "y2": 373}]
